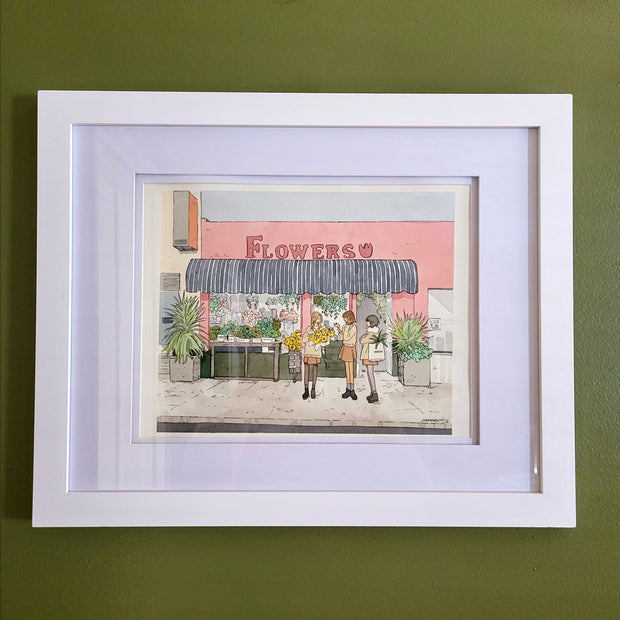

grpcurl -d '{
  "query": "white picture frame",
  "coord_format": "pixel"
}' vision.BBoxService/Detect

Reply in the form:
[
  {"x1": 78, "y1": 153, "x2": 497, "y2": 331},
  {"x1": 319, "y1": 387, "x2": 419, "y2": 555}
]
[{"x1": 34, "y1": 91, "x2": 574, "y2": 527}]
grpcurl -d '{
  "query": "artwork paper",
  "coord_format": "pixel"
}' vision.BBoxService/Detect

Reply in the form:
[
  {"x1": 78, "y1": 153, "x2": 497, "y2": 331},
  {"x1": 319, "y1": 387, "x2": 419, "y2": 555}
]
[{"x1": 139, "y1": 181, "x2": 472, "y2": 441}]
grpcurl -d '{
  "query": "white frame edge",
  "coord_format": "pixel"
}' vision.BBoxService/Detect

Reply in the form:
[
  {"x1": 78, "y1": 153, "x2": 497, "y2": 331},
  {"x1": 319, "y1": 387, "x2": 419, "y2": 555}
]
[{"x1": 33, "y1": 92, "x2": 574, "y2": 527}]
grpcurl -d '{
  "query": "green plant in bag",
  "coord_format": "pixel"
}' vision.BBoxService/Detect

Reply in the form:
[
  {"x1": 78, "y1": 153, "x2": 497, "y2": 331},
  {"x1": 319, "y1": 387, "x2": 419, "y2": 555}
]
[{"x1": 370, "y1": 329, "x2": 389, "y2": 347}]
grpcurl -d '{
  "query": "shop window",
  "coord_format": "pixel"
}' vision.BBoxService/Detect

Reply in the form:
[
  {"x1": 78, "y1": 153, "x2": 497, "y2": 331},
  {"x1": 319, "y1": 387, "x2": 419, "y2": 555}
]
[{"x1": 209, "y1": 293, "x2": 301, "y2": 343}]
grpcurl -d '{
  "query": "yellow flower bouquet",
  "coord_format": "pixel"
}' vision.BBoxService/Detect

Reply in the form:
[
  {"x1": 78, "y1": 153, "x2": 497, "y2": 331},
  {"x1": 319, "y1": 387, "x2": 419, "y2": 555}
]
[
  {"x1": 283, "y1": 330, "x2": 302, "y2": 352},
  {"x1": 310, "y1": 327, "x2": 335, "y2": 346}
]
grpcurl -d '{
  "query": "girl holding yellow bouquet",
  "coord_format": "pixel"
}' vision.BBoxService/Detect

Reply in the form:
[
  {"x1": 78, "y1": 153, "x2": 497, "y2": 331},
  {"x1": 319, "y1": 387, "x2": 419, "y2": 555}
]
[{"x1": 301, "y1": 311, "x2": 324, "y2": 400}]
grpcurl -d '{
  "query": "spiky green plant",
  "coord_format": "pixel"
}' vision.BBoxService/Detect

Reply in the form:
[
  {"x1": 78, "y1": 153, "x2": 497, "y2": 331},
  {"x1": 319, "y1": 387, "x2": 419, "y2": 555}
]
[
  {"x1": 164, "y1": 293, "x2": 206, "y2": 363},
  {"x1": 390, "y1": 312, "x2": 433, "y2": 362},
  {"x1": 370, "y1": 329, "x2": 389, "y2": 347}
]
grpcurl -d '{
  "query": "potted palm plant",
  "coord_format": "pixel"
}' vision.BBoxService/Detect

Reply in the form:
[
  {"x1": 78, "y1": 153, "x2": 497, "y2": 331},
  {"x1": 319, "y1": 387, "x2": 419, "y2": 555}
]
[
  {"x1": 390, "y1": 312, "x2": 433, "y2": 386},
  {"x1": 164, "y1": 292, "x2": 206, "y2": 382}
]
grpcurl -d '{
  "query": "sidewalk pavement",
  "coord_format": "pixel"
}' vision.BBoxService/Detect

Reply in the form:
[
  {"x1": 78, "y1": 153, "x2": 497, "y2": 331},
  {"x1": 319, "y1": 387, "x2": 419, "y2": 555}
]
[{"x1": 156, "y1": 370, "x2": 452, "y2": 435}]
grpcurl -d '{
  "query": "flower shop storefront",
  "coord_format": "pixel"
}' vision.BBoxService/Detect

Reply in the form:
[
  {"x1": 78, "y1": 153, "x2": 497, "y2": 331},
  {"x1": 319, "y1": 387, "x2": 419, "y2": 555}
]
[{"x1": 186, "y1": 258, "x2": 419, "y2": 382}]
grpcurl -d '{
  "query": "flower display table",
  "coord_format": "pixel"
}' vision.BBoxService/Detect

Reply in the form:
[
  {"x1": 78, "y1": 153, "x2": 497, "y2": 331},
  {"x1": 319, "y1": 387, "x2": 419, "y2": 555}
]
[{"x1": 209, "y1": 340, "x2": 282, "y2": 381}]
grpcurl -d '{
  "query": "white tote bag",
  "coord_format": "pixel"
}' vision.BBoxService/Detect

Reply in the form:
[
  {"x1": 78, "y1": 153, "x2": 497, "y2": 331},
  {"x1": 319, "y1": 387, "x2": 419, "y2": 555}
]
[{"x1": 368, "y1": 342, "x2": 385, "y2": 362}]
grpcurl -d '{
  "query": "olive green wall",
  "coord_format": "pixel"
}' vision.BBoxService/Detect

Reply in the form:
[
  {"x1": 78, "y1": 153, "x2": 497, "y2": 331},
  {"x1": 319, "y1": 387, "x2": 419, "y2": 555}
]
[{"x1": 2, "y1": 1, "x2": 618, "y2": 618}]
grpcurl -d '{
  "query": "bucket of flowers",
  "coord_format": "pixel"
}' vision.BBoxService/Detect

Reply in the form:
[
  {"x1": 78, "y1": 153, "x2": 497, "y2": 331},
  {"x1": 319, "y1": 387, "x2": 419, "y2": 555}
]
[
  {"x1": 249, "y1": 326, "x2": 263, "y2": 343},
  {"x1": 236, "y1": 324, "x2": 252, "y2": 343},
  {"x1": 283, "y1": 330, "x2": 303, "y2": 376},
  {"x1": 256, "y1": 317, "x2": 281, "y2": 343}
]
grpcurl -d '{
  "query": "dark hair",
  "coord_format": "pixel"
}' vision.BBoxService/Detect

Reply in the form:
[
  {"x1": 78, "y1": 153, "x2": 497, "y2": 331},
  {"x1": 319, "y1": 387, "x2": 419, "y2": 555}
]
[
  {"x1": 366, "y1": 315, "x2": 379, "y2": 327},
  {"x1": 342, "y1": 310, "x2": 355, "y2": 324}
]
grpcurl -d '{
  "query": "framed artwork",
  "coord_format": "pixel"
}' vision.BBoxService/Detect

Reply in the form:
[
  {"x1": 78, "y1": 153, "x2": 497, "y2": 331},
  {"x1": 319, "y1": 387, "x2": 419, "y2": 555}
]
[
  {"x1": 33, "y1": 92, "x2": 575, "y2": 526},
  {"x1": 140, "y1": 181, "x2": 471, "y2": 440}
]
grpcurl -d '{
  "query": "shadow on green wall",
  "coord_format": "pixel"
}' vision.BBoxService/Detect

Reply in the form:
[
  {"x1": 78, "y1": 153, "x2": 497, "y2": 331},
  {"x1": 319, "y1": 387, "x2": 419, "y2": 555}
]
[{"x1": 2, "y1": 95, "x2": 37, "y2": 520}]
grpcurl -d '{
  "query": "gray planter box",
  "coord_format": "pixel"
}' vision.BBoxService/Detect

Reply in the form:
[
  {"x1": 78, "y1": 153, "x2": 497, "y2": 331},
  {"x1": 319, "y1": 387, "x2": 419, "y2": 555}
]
[
  {"x1": 397, "y1": 356, "x2": 431, "y2": 387},
  {"x1": 169, "y1": 356, "x2": 201, "y2": 382}
]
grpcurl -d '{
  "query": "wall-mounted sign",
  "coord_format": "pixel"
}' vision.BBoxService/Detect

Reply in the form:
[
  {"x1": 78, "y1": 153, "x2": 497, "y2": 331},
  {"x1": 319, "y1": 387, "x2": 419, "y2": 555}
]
[{"x1": 246, "y1": 235, "x2": 373, "y2": 259}]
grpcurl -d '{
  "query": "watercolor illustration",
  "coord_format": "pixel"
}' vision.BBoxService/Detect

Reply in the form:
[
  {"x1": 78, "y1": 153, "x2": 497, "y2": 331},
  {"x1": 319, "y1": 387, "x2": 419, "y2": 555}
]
[{"x1": 139, "y1": 183, "x2": 472, "y2": 438}]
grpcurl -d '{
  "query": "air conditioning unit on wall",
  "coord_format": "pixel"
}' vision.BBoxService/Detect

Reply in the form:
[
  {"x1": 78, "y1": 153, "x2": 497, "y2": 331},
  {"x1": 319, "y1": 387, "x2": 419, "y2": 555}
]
[{"x1": 173, "y1": 190, "x2": 198, "y2": 252}]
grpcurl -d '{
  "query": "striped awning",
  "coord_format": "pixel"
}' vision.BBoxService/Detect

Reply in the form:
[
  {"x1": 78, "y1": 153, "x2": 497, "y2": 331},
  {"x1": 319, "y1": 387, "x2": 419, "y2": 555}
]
[{"x1": 185, "y1": 259, "x2": 418, "y2": 294}]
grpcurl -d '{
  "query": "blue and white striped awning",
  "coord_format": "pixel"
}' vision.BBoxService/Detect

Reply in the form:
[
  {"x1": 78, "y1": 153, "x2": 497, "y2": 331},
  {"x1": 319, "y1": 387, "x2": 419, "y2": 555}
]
[{"x1": 185, "y1": 259, "x2": 418, "y2": 294}]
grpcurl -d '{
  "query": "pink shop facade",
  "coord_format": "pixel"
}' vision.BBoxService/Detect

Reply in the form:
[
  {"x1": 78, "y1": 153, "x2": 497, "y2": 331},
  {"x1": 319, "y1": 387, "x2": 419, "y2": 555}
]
[{"x1": 185, "y1": 219, "x2": 455, "y2": 361}]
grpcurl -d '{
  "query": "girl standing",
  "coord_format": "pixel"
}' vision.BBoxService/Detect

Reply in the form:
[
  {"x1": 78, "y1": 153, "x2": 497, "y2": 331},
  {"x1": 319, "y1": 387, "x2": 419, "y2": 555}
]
[
  {"x1": 359, "y1": 314, "x2": 380, "y2": 403},
  {"x1": 301, "y1": 311, "x2": 324, "y2": 400},
  {"x1": 335, "y1": 310, "x2": 357, "y2": 400}
]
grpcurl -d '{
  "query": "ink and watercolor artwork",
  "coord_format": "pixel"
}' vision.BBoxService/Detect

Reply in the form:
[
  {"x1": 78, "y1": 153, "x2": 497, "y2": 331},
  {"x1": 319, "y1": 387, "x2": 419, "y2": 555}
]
[{"x1": 139, "y1": 181, "x2": 472, "y2": 440}]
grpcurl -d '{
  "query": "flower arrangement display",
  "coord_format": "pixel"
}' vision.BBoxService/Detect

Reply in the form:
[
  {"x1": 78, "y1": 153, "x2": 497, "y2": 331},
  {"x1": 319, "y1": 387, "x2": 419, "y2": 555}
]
[
  {"x1": 219, "y1": 321, "x2": 239, "y2": 337},
  {"x1": 241, "y1": 307, "x2": 262, "y2": 326},
  {"x1": 209, "y1": 293, "x2": 230, "y2": 319},
  {"x1": 245, "y1": 294, "x2": 259, "y2": 307},
  {"x1": 280, "y1": 294, "x2": 300, "y2": 309},
  {"x1": 249, "y1": 326, "x2": 263, "y2": 339},
  {"x1": 236, "y1": 324, "x2": 253, "y2": 340},
  {"x1": 215, "y1": 317, "x2": 283, "y2": 341},
  {"x1": 256, "y1": 317, "x2": 282, "y2": 339},
  {"x1": 266, "y1": 294, "x2": 300, "y2": 310},
  {"x1": 283, "y1": 330, "x2": 302, "y2": 352},
  {"x1": 313, "y1": 293, "x2": 347, "y2": 319},
  {"x1": 279, "y1": 308, "x2": 299, "y2": 323}
]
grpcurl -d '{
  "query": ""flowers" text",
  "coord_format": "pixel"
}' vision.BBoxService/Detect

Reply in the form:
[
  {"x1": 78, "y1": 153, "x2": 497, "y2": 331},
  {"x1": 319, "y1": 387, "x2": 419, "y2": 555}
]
[{"x1": 246, "y1": 235, "x2": 373, "y2": 260}]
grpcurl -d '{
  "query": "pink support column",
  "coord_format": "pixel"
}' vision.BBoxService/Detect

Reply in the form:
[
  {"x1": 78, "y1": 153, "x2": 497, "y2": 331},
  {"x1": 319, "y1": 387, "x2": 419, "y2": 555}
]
[
  {"x1": 300, "y1": 292, "x2": 312, "y2": 383},
  {"x1": 200, "y1": 292, "x2": 210, "y2": 347},
  {"x1": 348, "y1": 293, "x2": 356, "y2": 314}
]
